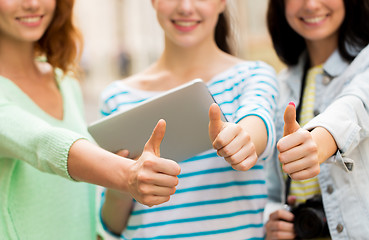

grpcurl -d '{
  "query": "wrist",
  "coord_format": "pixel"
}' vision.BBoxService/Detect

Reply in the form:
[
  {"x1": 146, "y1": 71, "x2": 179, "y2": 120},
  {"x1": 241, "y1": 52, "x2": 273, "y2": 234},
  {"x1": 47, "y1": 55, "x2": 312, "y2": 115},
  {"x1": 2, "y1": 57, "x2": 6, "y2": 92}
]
[
  {"x1": 311, "y1": 127, "x2": 338, "y2": 163},
  {"x1": 105, "y1": 188, "x2": 133, "y2": 202},
  {"x1": 107, "y1": 155, "x2": 135, "y2": 192}
]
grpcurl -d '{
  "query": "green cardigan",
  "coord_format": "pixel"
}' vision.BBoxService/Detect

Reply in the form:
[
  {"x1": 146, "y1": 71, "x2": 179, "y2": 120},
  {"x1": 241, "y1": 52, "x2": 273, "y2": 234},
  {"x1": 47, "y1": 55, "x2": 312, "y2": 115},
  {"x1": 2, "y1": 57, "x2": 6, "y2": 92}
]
[{"x1": 0, "y1": 70, "x2": 96, "y2": 239}]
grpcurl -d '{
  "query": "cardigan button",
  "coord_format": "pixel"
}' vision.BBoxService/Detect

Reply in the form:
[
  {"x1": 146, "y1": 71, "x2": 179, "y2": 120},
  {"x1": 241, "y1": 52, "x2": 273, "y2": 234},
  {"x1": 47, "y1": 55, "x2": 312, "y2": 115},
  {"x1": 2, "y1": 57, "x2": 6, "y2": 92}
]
[
  {"x1": 327, "y1": 185, "x2": 334, "y2": 194},
  {"x1": 336, "y1": 223, "x2": 344, "y2": 233}
]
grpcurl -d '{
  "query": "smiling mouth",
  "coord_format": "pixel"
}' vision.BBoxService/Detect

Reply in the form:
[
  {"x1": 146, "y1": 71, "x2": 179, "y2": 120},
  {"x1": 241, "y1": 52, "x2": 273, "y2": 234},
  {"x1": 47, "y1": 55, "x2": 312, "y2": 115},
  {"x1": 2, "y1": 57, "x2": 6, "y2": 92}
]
[
  {"x1": 301, "y1": 15, "x2": 327, "y2": 24},
  {"x1": 173, "y1": 20, "x2": 200, "y2": 27},
  {"x1": 16, "y1": 16, "x2": 43, "y2": 23}
]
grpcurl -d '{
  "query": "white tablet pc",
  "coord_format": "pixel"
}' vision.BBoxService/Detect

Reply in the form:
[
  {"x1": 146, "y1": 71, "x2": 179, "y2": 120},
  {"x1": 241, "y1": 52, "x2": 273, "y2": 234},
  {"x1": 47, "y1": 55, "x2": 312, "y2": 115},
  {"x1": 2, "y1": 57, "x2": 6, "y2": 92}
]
[{"x1": 88, "y1": 79, "x2": 227, "y2": 162}]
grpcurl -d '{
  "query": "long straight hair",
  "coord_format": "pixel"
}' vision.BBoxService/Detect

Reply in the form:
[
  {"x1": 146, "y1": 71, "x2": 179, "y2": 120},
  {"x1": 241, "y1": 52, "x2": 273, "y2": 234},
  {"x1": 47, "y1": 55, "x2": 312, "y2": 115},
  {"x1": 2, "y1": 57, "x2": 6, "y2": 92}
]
[{"x1": 215, "y1": 8, "x2": 234, "y2": 55}]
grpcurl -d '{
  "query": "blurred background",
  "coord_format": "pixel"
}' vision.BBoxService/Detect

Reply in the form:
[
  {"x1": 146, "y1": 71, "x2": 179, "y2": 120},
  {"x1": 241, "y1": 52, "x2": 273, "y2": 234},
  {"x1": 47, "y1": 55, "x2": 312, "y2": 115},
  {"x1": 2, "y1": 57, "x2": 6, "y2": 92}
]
[{"x1": 74, "y1": 0, "x2": 284, "y2": 124}]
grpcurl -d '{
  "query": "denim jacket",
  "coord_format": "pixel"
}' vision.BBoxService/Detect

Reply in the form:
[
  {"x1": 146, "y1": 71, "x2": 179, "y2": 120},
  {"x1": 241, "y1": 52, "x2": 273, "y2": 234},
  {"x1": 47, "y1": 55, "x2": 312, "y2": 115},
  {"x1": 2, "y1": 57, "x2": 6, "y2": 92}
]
[{"x1": 266, "y1": 45, "x2": 369, "y2": 240}]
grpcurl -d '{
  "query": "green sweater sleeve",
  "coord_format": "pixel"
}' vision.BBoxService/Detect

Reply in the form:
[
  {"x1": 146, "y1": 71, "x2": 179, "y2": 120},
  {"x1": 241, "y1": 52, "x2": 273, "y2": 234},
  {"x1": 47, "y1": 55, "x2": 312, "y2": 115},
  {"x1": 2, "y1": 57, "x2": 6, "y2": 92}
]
[{"x1": 0, "y1": 98, "x2": 85, "y2": 180}]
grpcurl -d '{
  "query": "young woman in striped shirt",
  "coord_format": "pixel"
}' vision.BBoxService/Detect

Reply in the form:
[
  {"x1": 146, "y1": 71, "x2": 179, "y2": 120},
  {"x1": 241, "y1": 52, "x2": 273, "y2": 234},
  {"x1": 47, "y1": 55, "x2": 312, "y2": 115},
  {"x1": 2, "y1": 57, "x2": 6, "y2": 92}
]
[{"x1": 100, "y1": 0, "x2": 278, "y2": 239}]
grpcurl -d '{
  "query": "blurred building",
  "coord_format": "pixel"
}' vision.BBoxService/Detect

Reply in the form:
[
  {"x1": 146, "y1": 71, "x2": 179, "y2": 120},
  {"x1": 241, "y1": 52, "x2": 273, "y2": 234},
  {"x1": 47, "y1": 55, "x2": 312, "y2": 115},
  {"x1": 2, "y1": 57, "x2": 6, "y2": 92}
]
[{"x1": 74, "y1": 0, "x2": 283, "y2": 124}]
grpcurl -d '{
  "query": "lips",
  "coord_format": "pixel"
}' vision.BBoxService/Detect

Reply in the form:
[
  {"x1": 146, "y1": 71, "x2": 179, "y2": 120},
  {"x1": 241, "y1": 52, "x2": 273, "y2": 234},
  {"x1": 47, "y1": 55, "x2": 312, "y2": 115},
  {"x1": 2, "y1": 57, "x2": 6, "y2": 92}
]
[
  {"x1": 20, "y1": 16, "x2": 42, "y2": 23},
  {"x1": 171, "y1": 19, "x2": 200, "y2": 32},
  {"x1": 16, "y1": 15, "x2": 43, "y2": 25},
  {"x1": 301, "y1": 15, "x2": 327, "y2": 24},
  {"x1": 173, "y1": 20, "x2": 200, "y2": 27}
]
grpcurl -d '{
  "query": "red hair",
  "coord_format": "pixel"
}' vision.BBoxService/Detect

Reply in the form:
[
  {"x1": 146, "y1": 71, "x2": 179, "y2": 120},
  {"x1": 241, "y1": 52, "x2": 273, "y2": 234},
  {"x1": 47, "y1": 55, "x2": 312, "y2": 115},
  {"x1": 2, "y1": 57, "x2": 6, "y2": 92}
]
[{"x1": 36, "y1": 0, "x2": 83, "y2": 75}]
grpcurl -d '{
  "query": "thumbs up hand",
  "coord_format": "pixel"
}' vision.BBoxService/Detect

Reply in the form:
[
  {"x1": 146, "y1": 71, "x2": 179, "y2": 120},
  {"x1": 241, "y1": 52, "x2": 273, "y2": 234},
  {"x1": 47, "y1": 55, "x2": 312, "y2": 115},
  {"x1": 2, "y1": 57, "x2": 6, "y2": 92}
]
[
  {"x1": 209, "y1": 103, "x2": 257, "y2": 171},
  {"x1": 277, "y1": 102, "x2": 320, "y2": 180},
  {"x1": 128, "y1": 119, "x2": 181, "y2": 206}
]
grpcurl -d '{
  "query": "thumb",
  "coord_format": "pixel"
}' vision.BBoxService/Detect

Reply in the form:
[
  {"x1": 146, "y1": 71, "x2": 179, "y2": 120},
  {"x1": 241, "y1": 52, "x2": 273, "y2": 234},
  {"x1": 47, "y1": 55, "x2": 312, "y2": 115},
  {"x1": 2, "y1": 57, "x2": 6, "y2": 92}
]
[
  {"x1": 144, "y1": 119, "x2": 166, "y2": 156},
  {"x1": 209, "y1": 103, "x2": 224, "y2": 141},
  {"x1": 283, "y1": 102, "x2": 300, "y2": 136}
]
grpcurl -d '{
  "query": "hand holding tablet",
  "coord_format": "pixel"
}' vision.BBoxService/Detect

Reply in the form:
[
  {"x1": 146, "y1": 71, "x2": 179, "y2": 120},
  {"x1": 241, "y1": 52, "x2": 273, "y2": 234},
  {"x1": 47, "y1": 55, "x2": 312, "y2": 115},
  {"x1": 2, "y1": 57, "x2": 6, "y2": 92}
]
[{"x1": 88, "y1": 79, "x2": 226, "y2": 162}]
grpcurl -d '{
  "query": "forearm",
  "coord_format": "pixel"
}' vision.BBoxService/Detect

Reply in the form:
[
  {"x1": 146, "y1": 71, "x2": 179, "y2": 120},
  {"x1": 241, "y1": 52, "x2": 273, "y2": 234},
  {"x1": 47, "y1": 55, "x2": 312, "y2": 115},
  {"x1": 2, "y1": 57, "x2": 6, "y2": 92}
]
[
  {"x1": 305, "y1": 95, "x2": 368, "y2": 155},
  {"x1": 101, "y1": 189, "x2": 133, "y2": 235},
  {"x1": 68, "y1": 139, "x2": 134, "y2": 191},
  {"x1": 311, "y1": 127, "x2": 338, "y2": 164},
  {"x1": 70, "y1": 140, "x2": 135, "y2": 234},
  {"x1": 238, "y1": 116, "x2": 268, "y2": 156},
  {"x1": 68, "y1": 133, "x2": 181, "y2": 207}
]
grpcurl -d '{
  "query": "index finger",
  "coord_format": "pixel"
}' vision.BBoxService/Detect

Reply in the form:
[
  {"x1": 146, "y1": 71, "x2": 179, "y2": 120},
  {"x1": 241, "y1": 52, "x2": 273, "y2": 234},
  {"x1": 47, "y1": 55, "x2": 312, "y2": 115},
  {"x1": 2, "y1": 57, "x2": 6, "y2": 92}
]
[
  {"x1": 116, "y1": 149, "x2": 130, "y2": 158},
  {"x1": 269, "y1": 209, "x2": 294, "y2": 222},
  {"x1": 277, "y1": 128, "x2": 306, "y2": 153},
  {"x1": 151, "y1": 156, "x2": 181, "y2": 176}
]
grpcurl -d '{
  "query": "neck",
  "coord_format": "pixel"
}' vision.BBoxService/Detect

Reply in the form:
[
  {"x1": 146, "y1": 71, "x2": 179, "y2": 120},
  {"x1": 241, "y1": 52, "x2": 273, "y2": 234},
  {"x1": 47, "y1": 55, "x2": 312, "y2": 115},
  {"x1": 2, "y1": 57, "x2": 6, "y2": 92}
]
[
  {"x1": 0, "y1": 38, "x2": 40, "y2": 79},
  {"x1": 157, "y1": 37, "x2": 223, "y2": 80},
  {"x1": 306, "y1": 37, "x2": 338, "y2": 67}
]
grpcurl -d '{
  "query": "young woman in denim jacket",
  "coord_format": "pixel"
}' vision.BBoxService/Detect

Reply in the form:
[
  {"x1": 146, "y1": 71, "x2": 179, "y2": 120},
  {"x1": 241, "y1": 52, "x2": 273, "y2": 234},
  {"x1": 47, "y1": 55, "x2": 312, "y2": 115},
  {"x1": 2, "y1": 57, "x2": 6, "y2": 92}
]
[{"x1": 264, "y1": 0, "x2": 369, "y2": 239}]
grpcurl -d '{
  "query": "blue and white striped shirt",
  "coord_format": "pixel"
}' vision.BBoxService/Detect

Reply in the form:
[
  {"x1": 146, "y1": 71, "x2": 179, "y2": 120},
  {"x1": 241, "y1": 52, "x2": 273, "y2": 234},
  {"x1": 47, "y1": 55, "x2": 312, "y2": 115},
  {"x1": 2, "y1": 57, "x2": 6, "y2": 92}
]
[{"x1": 100, "y1": 61, "x2": 278, "y2": 240}]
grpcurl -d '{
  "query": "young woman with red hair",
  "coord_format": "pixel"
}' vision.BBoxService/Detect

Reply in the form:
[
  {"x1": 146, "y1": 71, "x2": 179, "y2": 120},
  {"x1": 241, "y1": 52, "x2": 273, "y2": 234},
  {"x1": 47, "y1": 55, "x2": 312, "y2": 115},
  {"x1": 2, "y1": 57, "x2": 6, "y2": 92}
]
[{"x1": 0, "y1": 0, "x2": 180, "y2": 239}]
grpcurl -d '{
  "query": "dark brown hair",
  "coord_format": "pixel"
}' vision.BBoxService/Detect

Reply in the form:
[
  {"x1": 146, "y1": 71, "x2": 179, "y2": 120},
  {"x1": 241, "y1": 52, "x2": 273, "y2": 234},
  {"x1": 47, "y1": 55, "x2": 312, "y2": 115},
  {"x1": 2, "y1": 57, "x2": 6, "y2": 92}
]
[
  {"x1": 267, "y1": 0, "x2": 369, "y2": 66},
  {"x1": 215, "y1": 8, "x2": 234, "y2": 55},
  {"x1": 35, "y1": 0, "x2": 83, "y2": 74}
]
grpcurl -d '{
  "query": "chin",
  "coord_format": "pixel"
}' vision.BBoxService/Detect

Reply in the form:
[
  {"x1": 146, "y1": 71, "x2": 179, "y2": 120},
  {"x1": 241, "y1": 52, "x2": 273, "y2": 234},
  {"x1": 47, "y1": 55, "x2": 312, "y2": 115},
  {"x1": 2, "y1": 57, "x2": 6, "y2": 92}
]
[{"x1": 22, "y1": 33, "x2": 47, "y2": 42}]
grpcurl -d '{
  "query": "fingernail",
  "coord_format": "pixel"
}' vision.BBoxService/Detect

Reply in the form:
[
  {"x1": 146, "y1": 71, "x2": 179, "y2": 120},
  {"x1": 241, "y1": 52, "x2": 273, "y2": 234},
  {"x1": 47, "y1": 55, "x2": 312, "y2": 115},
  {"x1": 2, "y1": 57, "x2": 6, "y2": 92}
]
[{"x1": 288, "y1": 102, "x2": 295, "y2": 107}]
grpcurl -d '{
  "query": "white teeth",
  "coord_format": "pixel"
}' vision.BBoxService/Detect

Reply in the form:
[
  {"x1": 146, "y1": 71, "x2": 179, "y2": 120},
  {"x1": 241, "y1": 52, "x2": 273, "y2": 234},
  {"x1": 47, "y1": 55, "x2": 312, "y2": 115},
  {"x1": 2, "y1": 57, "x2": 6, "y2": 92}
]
[
  {"x1": 303, "y1": 16, "x2": 326, "y2": 23},
  {"x1": 175, "y1": 21, "x2": 197, "y2": 27},
  {"x1": 19, "y1": 16, "x2": 42, "y2": 23}
]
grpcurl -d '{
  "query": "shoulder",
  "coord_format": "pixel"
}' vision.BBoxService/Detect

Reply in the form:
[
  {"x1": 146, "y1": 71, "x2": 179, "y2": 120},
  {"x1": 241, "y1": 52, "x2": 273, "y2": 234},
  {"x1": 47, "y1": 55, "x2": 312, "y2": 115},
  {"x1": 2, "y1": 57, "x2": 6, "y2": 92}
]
[
  {"x1": 347, "y1": 44, "x2": 369, "y2": 73},
  {"x1": 209, "y1": 59, "x2": 278, "y2": 90},
  {"x1": 237, "y1": 60, "x2": 276, "y2": 74},
  {"x1": 221, "y1": 60, "x2": 277, "y2": 86},
  {"x1": 55, "y1": 68, "x2": 81, "y2": 92},
  {"x1": 216, "y1": 52, "x2": 276, "y2": 75}
]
